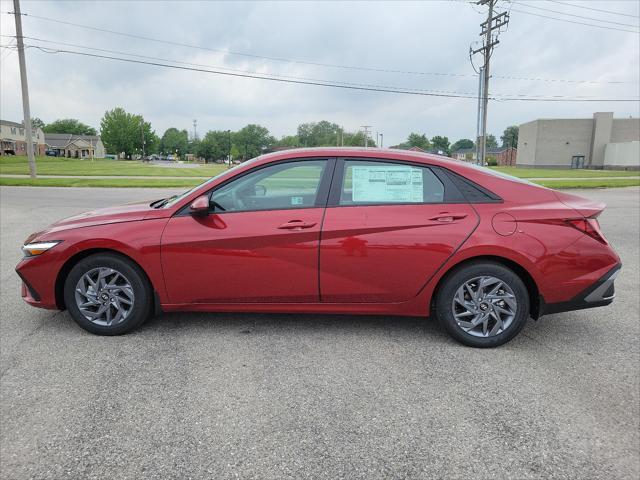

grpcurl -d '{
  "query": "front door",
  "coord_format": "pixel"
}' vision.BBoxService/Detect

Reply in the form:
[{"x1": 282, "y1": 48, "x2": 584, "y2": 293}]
[
  {"x1": 319, "y1": 159, "x2": 478, "y2": 303},
  {"x1": 161, "y1": 159, "x2": 332, "y2": 304}
]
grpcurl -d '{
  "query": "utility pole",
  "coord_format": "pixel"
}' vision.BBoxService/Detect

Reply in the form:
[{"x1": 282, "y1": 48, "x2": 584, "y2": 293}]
[
  {"x1": 379, "y1": 133, "x2": 383, "y2": 148},
  {"x1": 13, "y1": 0, "x2": 36, "y2": 178},
  {"x1": 140, "y1": 117, "x2": 146, "y2": 159},
  {"x1": 361, "y1": 125, "x2": 371, "y2": 148},
  {"x1": 475, "y1": 66, "x2": 484, "y2": 164},
  {"x1": 193, "y1": 119, "x2": 197, "y2": 140},
  {"x1": 470, "y1": 0, "x2": 508, "y2": 166}
]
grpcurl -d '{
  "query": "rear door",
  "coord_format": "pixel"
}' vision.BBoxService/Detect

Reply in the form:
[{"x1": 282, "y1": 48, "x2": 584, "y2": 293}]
[{"x1": 319, "y1": 159, "x2": 478, "y2": 303}]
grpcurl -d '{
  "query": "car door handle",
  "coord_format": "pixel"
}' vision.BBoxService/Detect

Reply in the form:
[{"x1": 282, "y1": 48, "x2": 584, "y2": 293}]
[
  {"x1": 429, "y1": 213, "x2": 468, "y2": 222},
  {"x1": 277, "y1": 220, "x2": 317, "y2": 230}
]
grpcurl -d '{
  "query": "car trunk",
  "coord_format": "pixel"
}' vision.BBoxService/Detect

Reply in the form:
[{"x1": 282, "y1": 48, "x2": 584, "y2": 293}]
[{"x1": 554, "y1": 190, "x2": 606, "y2": 218}]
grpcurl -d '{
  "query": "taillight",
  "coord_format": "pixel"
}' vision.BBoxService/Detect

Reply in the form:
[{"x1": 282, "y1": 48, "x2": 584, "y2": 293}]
[{"x1": 565, "y1": 217, "x2": 608, "y2": 244}]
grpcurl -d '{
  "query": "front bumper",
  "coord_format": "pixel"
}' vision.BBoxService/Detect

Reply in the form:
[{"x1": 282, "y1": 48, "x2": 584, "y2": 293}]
[
  {"x1": 16, "y1": 253, "x2": 62, "y2": 310},
  {"x1": 540, "y1": 264, "x2": 621, "y2": 316}
]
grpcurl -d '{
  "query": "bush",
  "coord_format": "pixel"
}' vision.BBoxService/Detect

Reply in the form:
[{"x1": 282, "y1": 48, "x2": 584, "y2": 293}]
[{"x1": 486, "y1": 156, "x2": 498, "y2": 166}]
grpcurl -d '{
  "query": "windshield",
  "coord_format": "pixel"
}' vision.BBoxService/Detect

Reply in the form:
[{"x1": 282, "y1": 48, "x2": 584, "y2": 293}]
[{"x1": 162, "y1": 157, "x2": 262, "y2": 208}]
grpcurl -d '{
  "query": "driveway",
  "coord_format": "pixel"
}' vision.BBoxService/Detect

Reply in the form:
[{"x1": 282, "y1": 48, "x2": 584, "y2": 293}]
[{"x1": 1, "y1": 186, "x2": 638, "y2": 479}]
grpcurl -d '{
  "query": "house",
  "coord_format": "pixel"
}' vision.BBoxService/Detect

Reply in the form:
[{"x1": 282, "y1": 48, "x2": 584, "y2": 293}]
[
  {"x1": 0, "y1": 119, "x2": 46, "y2": 155},
  {"x1": 451, "y1": 146, "x2": 517, "y2": 166},
  {"x1": 44, "y1": 133, "x2": 106, "y2": 158},
  {"x1": 389, "y1": 145, "x2": 449, "y2": 156},
  {"x1": 517, "y1": 112, "x2": 639, "y2": 169},
  {"x1": 451, "y1": 148, "x2": 476, "y2": 162}
]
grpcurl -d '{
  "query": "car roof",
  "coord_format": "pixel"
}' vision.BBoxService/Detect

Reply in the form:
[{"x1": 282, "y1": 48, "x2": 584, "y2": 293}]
[{"x1": 257, "y1": 147, "x2": 464, "y2": 169}]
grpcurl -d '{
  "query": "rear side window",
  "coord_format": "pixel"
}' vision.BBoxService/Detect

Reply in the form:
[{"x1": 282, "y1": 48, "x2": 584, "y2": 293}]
[
  {"x1": 444, "y1": 170, "x2": 502, "y2": 203},
  {"x1": 339, "y1": 160, "x2": 445, "y2": 205}
]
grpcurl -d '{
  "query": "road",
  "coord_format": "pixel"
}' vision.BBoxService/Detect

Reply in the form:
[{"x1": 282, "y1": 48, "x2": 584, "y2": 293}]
[{"x1": 1, "y1": 186, "x2": 639, "y2": 479}]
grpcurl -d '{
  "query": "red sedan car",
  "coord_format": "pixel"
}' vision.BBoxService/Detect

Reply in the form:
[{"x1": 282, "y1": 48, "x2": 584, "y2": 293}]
[{"x1": 16, "y1": 148, "x2": 620, "y2": 347}]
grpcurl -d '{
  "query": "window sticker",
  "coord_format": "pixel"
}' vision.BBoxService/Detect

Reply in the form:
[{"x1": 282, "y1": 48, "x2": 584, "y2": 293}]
[
  {"x1": 291, "y1": 196, "x2": 303, "y2": 205},
  {"x1": 351, "y1": 166, "x2": 424, "y2": 203}
]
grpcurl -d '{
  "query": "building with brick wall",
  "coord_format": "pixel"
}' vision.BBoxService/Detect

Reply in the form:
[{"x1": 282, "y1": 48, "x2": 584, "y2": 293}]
[{"x1": 0, "y1": 120, "x2": 46, "y2": 155}]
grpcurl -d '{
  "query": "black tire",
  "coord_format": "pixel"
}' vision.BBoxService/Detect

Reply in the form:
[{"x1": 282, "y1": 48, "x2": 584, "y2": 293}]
[
  {"x1": 63, "y1": 253, "x2": 152, "y2": 335},
  {"x1": 435, "y1": 261, "x2": 529, "y2": 348}
]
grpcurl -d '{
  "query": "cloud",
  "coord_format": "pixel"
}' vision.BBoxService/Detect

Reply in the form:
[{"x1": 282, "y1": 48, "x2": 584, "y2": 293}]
[{"x1": 1, "y1": 0, "x2": 638, "y2": 146}]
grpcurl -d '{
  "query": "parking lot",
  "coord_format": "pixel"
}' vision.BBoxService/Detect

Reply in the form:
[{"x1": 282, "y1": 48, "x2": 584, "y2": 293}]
[{"x1": 1, "y1": 186, "x2": 638, "y2": 479}]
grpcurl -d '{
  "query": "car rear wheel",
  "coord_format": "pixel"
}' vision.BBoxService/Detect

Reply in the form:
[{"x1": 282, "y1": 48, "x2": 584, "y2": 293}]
[
  {"x1": 435, "y1": 262, "x2": 529, "y2": 348},
  {"x1": 63, "y1": 253, "x2": 152, "y2": 335}
]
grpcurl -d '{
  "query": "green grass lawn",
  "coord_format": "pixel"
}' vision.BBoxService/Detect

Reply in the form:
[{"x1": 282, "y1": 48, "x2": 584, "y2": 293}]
[
  {"x1": 0, "y1": 177, "x2": 202, "y2": 188},
  {"x1": 491, "y1": 166, "x2": 639, "y2": 178},
  {"x1": 1, "y1": 155, "x2": 638, "y2": 189},
  {"x1": 533, "y1": 178, "x2": 640, "y2": 189},
  {"x1": 0, "y1": 155, "x2": 225, "y2": 177}
]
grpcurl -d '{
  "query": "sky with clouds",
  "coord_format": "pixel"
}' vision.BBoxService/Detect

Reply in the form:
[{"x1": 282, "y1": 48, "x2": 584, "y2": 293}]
[{"x1": 1, "y1": 0, "x2": 638, "y2": 147}]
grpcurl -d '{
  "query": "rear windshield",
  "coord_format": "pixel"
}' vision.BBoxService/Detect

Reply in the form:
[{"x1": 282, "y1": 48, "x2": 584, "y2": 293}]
[{"x1": 464, "y1": 164, "x2": 534, "y2": 185}]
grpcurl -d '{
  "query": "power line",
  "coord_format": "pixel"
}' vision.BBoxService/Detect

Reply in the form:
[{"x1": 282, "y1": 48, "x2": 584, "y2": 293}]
[
  {"x1": 12, "y1": 37, "x2": 636, "y2": 100},
  {"x1": 4, "y1": 11, "x2": 476, "y2": 79},
  {"x1": 510, "y1": 1, "x2": 640, "y2": 28},
  {"x1": 510, "y1": 7, "x2": 640, "y2": 33},
  {"x1": 0, "y1": 38, "x2": 15, "y2": 61},
  {"x1": 545, "y1": 0, "x2": 640, "y2": 19},
  {"x1": 10, "y1": 43, "x2": 637, "y2": 102},
  {"x1": 7, "y1": 36, "x2": 476, "y2": 97},
  {"x1": 4, "y1": 11, "x2": 637, "y2": 85}
]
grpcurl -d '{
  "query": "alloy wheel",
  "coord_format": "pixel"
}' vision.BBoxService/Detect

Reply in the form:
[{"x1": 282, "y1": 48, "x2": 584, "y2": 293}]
[
  {"x1": 452, "y1": 275, "x2": 517, "y2": 338},
  {"x1": 74, "y1": 267, "x2": 135, "y2": 326}
]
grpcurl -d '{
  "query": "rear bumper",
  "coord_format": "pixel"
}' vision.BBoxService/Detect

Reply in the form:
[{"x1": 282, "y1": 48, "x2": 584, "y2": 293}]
[{"x1": 540, "y1": 264, "x2": 621, "y2": 316}]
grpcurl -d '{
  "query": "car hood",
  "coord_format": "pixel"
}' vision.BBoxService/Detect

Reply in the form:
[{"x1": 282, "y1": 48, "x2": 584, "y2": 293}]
[{"x1": 46, "y1": 201, "x2": 158, "y2": 232}]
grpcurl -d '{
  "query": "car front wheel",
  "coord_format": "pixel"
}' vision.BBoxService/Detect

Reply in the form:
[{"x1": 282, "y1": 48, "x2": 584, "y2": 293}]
[
  {"x1": 63, "y1": 253, "x2": 152, "y2": 335},
  {"x1": 435, "y1": 262, "x2": 530, "y2": 348}
]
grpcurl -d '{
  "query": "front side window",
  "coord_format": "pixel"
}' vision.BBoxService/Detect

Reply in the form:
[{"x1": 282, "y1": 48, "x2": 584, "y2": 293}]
[
  {"x1": 210, "y1": 160, "x2": 327, "y2": 212},
  {"x1": 340, "y1": 160, "x2": 445, "y2": 205}
]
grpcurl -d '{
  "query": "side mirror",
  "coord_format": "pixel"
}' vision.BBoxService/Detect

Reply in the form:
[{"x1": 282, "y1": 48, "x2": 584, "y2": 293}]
[
  {"x1": 189, "y1": 195, "x2": 210, "y2": 215},
  {"x1": 255, "y1": 184, "x2": 267, "y2": 196}
]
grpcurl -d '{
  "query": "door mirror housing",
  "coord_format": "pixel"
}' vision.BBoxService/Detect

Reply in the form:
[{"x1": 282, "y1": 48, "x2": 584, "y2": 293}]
[{"x1": 189, "y1": 195, "x2": 210, "y2": 215}]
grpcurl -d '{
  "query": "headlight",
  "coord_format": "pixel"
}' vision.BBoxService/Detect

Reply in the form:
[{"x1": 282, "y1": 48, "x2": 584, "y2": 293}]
[{"x1": 22, "y1": 241, "x2": 62, "y2": 257}]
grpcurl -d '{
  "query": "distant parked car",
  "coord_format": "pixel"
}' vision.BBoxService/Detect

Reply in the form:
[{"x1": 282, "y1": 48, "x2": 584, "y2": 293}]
[
  {"x1": 166, "y1": 154, "x2": 175, "y2": 161},
  {"x1": 45, "y1": 150, "x2": 59, "y2": 157},
  {"x1": 16, "y1": 148, "x2": 621, "y2": 347}
]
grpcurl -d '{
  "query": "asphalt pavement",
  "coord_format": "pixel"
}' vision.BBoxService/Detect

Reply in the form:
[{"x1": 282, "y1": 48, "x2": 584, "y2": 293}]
[{"x1": 1, "y1": 186, "x2": 639, "y2": 479}]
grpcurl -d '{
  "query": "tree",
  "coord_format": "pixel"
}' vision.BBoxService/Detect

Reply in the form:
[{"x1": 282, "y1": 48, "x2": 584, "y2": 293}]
[
  {"x1": 485, "y1": 134, "x2": 498, "y2": 149},
  {"x1": 100, "y1": 107, "x2": 155, "y2": 157},
  {"x1": 501, "y1": 125, "x2": 519, "y2": 148},
  {"x1": 274, "y1": 135, "x2": 300, "y2": 148},
  {"x1": 431, "y1": 135, "x2": 451, "y2": 154},
  {"x1": 340, "y1": 130, "x2": 375, "y2": 147},
  {"x1": 297, "y1": 120, "x2": 341, "y2": 147},
  {"x1": 406, "y1": 133, "x2": 431, "y2": 150},
  {"x1": 160, "y1": 128, "x2": 189, "y2": 156},
  {"x1": 234, "y1": 124, "x2": 274, "y2": 159},
  {"x1": 44, "y1": 118, "x2": 97, "y2": 135},
  {"x1": 143, "y1": 127, "x2": 159, "y2": 155},
  {"x1": 450, "y1": 138, "x2": 474, "y2": 152},
  {"x1": 196, "y1": 130, "x2": 232, "y2": 162},
  {"x1": 31, "y1": 117, "x2": 45, "y2": 130}
]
